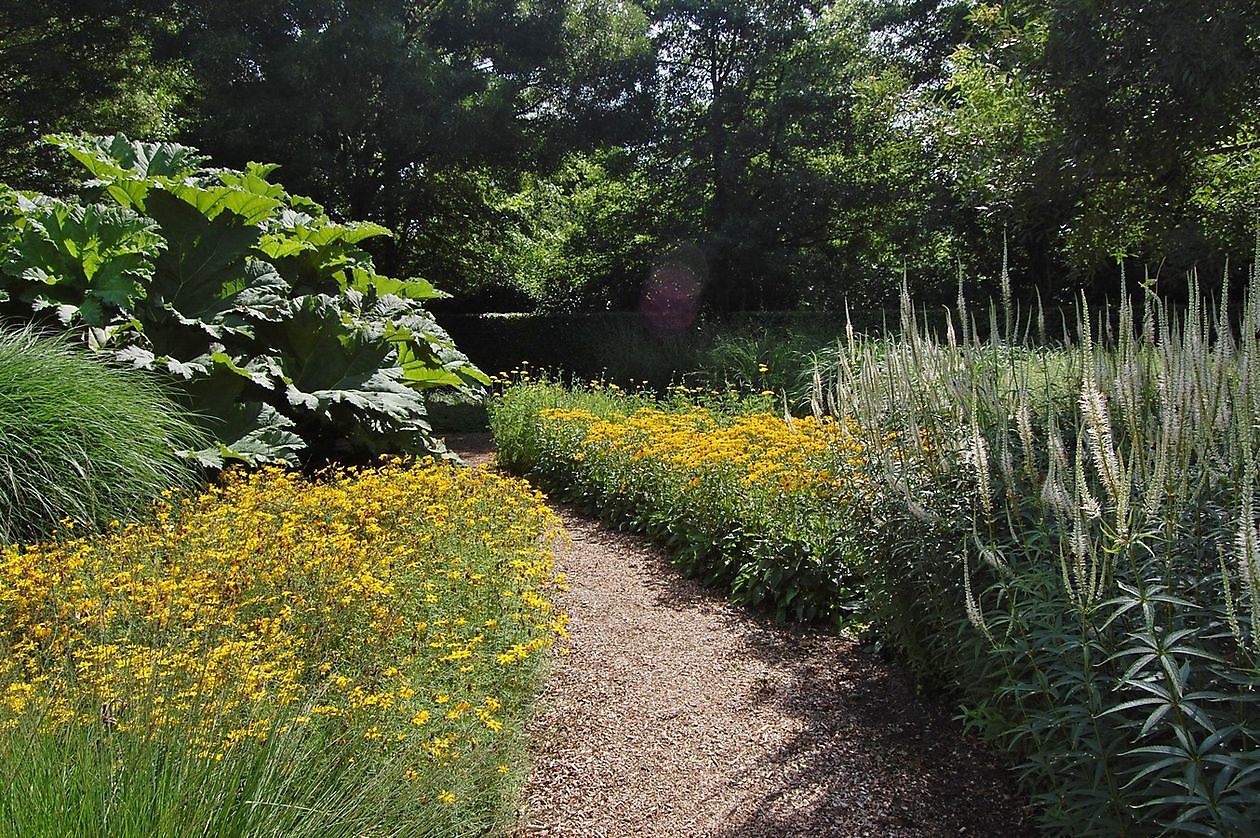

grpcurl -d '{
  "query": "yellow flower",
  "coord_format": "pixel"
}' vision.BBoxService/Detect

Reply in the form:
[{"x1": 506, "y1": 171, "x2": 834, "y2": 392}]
[{"x1": 0, "y1": 457, "x2": 567, "y2": 766}]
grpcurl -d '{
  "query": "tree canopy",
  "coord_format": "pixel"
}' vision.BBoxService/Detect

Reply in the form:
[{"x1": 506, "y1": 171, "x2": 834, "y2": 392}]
[{"x1": 3, "y1": 0, "x2": 1257, "y2": 310}]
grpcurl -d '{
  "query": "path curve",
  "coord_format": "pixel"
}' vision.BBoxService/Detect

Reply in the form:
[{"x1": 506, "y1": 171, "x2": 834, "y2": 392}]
[{"x1": 444, "y1": 434, "x2": 1035, "y2": 838}]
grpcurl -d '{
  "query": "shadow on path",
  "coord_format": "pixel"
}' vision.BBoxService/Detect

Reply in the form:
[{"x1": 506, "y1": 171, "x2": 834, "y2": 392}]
[
  {"x1": 715, "y1": 619, "x2": 1037, "y2": 837},
  {"x1": 635, "y1": 532, "x2": 1037, "y2": 837}
]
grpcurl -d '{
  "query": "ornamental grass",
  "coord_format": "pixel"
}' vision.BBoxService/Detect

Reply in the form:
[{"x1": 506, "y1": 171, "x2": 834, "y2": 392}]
[
  {"x1": 0, "y1": 460, "x2": 566, "y2": 838},
  {"x1": 0, "y1": 327, "x2": 203, "y2": 545}
]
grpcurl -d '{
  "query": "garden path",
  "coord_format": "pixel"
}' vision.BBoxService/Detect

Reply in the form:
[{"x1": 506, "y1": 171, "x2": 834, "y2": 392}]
[{"x1": 446, "y1": 433, "x2": 1035, "y2": 838}]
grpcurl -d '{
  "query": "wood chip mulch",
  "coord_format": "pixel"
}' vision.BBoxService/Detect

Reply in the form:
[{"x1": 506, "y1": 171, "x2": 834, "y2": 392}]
[{"x1": 444, "y1": 433, "x2": 1038, "y2": 838}]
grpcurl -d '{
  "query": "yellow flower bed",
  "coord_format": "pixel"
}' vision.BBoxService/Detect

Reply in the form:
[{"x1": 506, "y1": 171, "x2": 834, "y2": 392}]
[
  {"x1": 0, "y1": 460, "x2": 565, "y2": 781},
  {"x1": 541, "y1": 405, "x2": 863, "y2": 495},
  {"x1": 491, "y1": 381, "x2": 869, "y2": 624}
]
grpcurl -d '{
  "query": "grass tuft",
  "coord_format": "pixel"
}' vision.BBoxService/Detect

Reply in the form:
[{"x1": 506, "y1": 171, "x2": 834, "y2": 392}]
[{"x1": 0, "y1": 327, "x2": 203, "y2": 543}]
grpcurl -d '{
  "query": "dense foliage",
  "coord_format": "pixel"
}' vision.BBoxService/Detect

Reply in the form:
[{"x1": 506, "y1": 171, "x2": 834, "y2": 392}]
[
  {"x1": 442, "y1": 310, "x2": 854, "y2": 398},
  {"x1": 0, "y1": 328, "x2": 202, "y2": 544},
  {"x1": 810, "y1": 270, "x2": 1260, "y2": 833},
  {"x1": 8, "y1": 2, "x2": 1256, "y2": 311},
  {"x1": 0, "y1": 460, "x2": 565, "y2": 836},
  {"x1": 0, "y1": 135, "x2": 486, "y2": 465}
]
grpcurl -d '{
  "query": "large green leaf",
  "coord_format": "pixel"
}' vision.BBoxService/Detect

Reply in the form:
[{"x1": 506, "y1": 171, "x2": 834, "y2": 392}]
[
  {"x1": 49, "y1": 133, "x2": 205, "y2": 181},
  {"x1": 213, "y1": 163, "x2": 286, "y2": 200},
  {"x1": 209, "y1": 348, "x2": 284, "y2": 390},
  {"x1": 46, "y1": 134, "x2": 206, "y2": 212},
  {"x1": 167, "y1": 182, "x2": 284, "y2": 226},
  {"x1": 0, "y1": 193, "x2": 163, "y2": 328},
  {"x1": 283, "y1": 298, "x2": 428, "y2": 428},
  {"x1": 143, "y1": 189, "x2": 269, "y2": 338},
  {"x1": 165, "y1": 260, "x2": 294, "y2": 341},
  {"x1": 114, "y1": 345, "x2": 217, "y2": 381},
  {"x1": 377, "y1": 301, "x2": 490, "y2": 389},
  {"x1": 297, "y1": 219, "x2": 391, "y2": 248},
  {"x1": 262, "y1": 216, "x2": 390, "y2": 293},
  {"x1": 186, "y1": 401, "x2": 306, "y2": 468},
  {"x1": 342, "y1": 266, "x2": 449, "y2": 301}
]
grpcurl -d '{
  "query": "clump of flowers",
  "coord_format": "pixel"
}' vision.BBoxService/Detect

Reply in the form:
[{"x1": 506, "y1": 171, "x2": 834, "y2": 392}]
[
  {"x1": 542, "y1": 406, "x2": 863, "y2": 496},
  {"x1": 0, "y1": 459, "x2": 565, "y2": 817},
  {"x1": 491, "y1": 381, "x2": 871, "y2": 625}
]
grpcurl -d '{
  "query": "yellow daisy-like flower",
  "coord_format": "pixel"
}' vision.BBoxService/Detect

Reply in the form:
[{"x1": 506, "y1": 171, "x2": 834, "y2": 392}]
[{"x1": 0, "y1": 458, "x2": 566, "y2": 785}]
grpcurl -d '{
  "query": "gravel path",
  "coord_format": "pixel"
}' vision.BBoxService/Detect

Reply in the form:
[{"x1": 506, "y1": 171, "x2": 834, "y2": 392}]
[{"x1": 445, "y1": 434, "x2": 1036, "y2": 838}]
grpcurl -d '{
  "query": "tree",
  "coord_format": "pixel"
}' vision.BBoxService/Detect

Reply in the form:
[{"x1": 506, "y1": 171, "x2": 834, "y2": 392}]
[
  {"x1": 863, "y1": 0, "x2": 974, "y2": 87},
  {"x1": 161, "y1": 0, "x2": 654, "y2": 291},
  {"x1": 927, "y1": 1, "x2": 1260, "y2": 295},
  {"x1": 643, "y1": 0, "x2": 867, "y2": 309},
  {"x1": 0, "y1": 0, "x2": 189, "y2": 191},
  {"x1": 1041, "y1": 0, "x2": 1260, "y2": 270}
]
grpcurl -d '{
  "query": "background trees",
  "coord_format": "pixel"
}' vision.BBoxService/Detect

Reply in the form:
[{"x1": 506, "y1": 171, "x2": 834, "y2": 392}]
[
  {"x1": 930, "y1": 0, "x2": 1260, "y2": 295},
  {"x1": 160, "y1": 0, "x2": 655, "y2": 289},
  {"x1": 0, "y1": 0, "x2": 187, "y2": 191},
  {"x1": 3, "y1": 0, "x2": 1257, "y2": 311}
]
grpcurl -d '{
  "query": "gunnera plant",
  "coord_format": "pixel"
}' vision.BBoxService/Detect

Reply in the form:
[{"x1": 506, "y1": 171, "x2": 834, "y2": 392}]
[
  {"x1": 0, "y1": 327, "x2": 203, "y2": 543},
  {"x1": 0, "y1": 134, "x2": 488, "y2": 466}
]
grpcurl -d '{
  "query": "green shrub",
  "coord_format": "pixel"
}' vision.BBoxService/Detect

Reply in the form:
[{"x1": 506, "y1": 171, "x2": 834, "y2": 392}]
[
  {"x1": 0, "y1": 327, "x2": 202, "y2": 543},
  {"x1": 443, "y1": 310, "x2": 847, "y2": 403},
  {"x1": 0, "y1": 134, "x2": 487, "y2": 466}
]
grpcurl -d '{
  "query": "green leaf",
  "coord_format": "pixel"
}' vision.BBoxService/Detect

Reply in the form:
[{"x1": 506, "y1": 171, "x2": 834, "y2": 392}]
[
  {"x1": 209, "y1": 350, "x2": 284, "y2": 390},
  {"x1": 310, "y1": 220, "x2": 391, "y2": 246},
  {"x1": 213, "y1": 164, "x2": 286, "y2": 201},
  {"x1": 49, "y1": 133, "x2": 205, "y2": 180},
  {"x1": 1101, "y1": 696, "x2": 1166, "y2": 718},
  {"x1": 343, "y1": 266, "x2": 448, "y2": 301},
  {"x1": 1, "y1": 198, "x2": 164, "y2": 326},
  {"x1": 1199, "y1": 724, "x2": 1243, "y2": 754},
  {"x1": 189, "y1": 401, "x2": 305, "y2": 467},
  {"x1": 283, "y1": 300, "x2": 428, "y2": 427},
  {"x1": 383, "y1": 315, "x2": 489, "y2": 389},
  {"x1": 164, "y1": 354, "x2": 215, "y2": 380},
  {"x1": 144, "y1": 190, "x2": 267, "y2": 336},
  {"x1": 166, "y1": 260, "x2": 294, "y2": 340},
  {"x1": 167, "y1": 182, "x2": 284, "y2": 226},
  {"x1": 115, "y1": 345, "x2": 156, "y2": 369}
]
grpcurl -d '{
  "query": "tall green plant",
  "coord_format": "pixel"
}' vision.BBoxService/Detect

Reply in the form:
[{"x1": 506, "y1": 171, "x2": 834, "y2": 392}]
[
  {"x1": 0, "y1": 134, "x2": 487, "y2": 465},
  {"x1": 0, "y1": 327, "x2": 202, "y2": 543},
  {"x1": 814, "y1": 257, "x2": 1260, "y2": 833}
]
